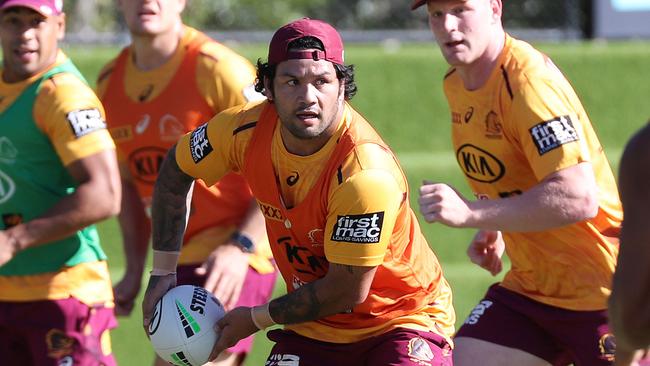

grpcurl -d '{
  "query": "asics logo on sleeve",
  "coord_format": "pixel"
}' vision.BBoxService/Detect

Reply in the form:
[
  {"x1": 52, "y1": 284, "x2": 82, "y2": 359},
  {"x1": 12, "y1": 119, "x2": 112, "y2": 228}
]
[{"x1": 189, "y1": 123, "x2": 213, "y2": 163}]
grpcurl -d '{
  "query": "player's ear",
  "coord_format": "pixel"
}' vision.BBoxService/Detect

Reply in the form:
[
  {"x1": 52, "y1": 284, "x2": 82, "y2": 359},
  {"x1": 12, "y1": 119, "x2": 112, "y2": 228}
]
[
  {"x1": 177, "y1": 0, "x2": 187, "y2": 13},
  {"x1": 263, "y1": 77, "x2": 274, "y2": 101},
  {"x1": 490, "y1": 0, "x2": 502, "y2": 22},
  {"x1": 55, "y1": 13, "x2": 66, "y2": 41}
]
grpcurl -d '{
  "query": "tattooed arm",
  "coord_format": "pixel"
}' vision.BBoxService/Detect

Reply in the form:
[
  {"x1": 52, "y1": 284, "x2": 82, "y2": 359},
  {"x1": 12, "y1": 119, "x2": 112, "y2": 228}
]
[
  {"x1": 141, "y1": 147, "x2": 195, "y2": 329},
  {"x1": 270, "y1": 263, "x2": 378, "y2": 323},
  {"x1": 211, "y1": 262, "x2": 378, "y2": 359}
]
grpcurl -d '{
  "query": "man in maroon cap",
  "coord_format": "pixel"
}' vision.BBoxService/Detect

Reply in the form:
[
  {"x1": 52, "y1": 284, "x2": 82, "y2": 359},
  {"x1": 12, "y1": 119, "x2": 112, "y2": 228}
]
[
  {"x1": 141, "y1": 17, "x2": 456, "y2": 365},
  {"x1": 0, "y1": 0, "x2": 121, "y2": 365}
]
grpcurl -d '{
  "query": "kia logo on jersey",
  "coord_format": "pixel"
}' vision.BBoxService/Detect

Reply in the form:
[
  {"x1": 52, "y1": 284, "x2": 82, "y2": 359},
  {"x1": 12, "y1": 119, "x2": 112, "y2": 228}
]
[
  {"x1": 331, "y1": 212, "x2": 384, "y2": 244},
  {"x1": 456, "y1": 144, "x2": 505, "y2": 183},
  {"x1": 128, "y1": 147, "x2": 167, "y2": 184}
]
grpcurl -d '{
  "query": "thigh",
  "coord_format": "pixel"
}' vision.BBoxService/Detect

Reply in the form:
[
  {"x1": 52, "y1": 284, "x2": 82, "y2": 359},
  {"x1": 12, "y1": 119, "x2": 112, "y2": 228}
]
[
  {"x1": 0, "y1": 322, "x2": 34, "y2": 366},
  {"x1": 228, "y1": 267, "x2": 277, "y2": 356},
  {"x1": 6, "y1": 298, "x2": 116, "y2": 366},
  {"x1": 454, "y1": 337, "x2": 552, "y2": 366},
  {"x1": 542, "y1": 309, "x2": 614, "y2": 366},
  {"x1": 455, "y1": 285, "x2": 566, "y2": 365},
  {"x1": 365, "y1": 328, "x2": 452, "y2": 366}
]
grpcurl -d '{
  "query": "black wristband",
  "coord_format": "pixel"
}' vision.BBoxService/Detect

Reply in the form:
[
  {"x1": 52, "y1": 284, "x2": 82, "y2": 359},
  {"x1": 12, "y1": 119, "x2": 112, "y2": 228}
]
[{"x1": 231, "y1": 231, "x2": 255, "y2": 253}]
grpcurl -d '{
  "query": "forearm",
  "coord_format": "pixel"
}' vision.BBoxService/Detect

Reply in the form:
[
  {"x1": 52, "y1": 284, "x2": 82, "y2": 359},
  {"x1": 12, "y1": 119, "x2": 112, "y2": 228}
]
[
  {"x1": 468, "y1": 166, "x2": 597, "y2": 231},
  {"x1": 7, "y1": 176, "x2": 119, "y2": 250},
  {"x1": 151, "y1": 148, "x2": 194, "y2": 253},
  {"x1": 235, "y1": 200, "x2": 266, "y2": 244},
  {"x1": 267, "y1": 264, "x2": 377, "y2": 325},
  {"x1": 118, "y1": 180, "x2": 151, "y2": 274}
]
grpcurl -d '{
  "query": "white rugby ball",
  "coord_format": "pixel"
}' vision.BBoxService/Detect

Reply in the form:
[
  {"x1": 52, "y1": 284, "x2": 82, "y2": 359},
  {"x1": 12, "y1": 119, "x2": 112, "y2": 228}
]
[{"x1": 148, "y1": 285, "x2": 225, "y2": 366}]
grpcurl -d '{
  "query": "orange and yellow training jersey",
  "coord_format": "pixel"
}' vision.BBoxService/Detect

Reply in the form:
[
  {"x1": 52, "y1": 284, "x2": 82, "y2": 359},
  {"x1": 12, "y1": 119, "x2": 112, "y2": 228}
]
[
  {"x1": 98, "y1": 27, "x2": 272, "y2": 271},
  {"x1": 0, "y1": 51, "x2": 115, "y2": 306},
  {"x1": 443, "y1": 34, "x2": 621, "y2": 311},
  {"x1": 175, "y1": 100, "x2": 455, "y2": 344}
]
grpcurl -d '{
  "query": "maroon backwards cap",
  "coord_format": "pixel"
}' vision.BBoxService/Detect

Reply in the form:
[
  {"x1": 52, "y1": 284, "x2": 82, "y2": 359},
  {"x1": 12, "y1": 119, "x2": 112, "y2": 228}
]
[
  {"x1": 268, "y1": 18, "x2": 344, "y2": 66},
  {"x1": 0, "y1": 0, "x2": 63, "y2": 16}
]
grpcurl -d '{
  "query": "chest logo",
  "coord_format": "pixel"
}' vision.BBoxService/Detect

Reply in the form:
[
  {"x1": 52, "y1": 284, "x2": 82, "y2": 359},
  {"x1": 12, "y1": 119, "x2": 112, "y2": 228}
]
[
  {"x1": 135, "y1": 114, "x2": 151, "y2": 135},
  {"x1": 259, "y1": 202, "x2": 284, "y2": 222},
  {"x1": 0, "y1": 137, "x2": 17, "y2": 164},
  {"x1": 456, "y1": 144, "x2": 505, "y2": 183},
  {"x1": 286, "y1": 171, "x2": 300, "y2": 186},
  {"x1": 485, "y1": 111, "x2": 502, "y2": 138},
  {"x1": 128, "y1": 147, "x2": 167, "y2": 184},
  {"x1": 0, "y1": 169, "x2": 16, "y2": 204},
  {"x1": 451, "y1": 112, "x2": 461, "y2": 124},
  {"x1": 160, "y1": 114, "x2": 186, "y2": 142},
  {"x1": 109, "y1": 126, "x2": 133, "y2": 143},
  {"x1": 464, "y1": 107, "x2": 474, "y2": 123}
]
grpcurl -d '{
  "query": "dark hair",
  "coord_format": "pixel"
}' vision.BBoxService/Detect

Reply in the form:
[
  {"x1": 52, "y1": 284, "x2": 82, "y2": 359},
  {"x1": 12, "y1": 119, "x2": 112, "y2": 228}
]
[{"x1": 254, "y1": 36, "x2": 357, "y2": 100}]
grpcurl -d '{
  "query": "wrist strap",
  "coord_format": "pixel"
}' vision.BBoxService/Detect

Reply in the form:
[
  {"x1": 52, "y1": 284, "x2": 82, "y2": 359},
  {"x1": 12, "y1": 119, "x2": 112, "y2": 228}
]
[
  {"x1": 152, "y1": 250, "x2": 180, "y2": 275},
  {"x1": 250, "y1": 303, "x2": 276, "y2": 330}
]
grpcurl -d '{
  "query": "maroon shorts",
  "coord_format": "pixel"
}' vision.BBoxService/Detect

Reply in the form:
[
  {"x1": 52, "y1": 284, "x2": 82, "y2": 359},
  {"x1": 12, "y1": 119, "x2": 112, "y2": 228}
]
[
  {"x1": 264, "y1": 328, "x2": 453, "y2": 366},
  {"x1": 177, "y1": 263, "x2": 277, "y2": 356},
  {"x1": 0, "y1": 297, "x2": 117, "y2": 366},
  {"x1": 455, "y1": 283, "x2": 614, "y2": 366}
]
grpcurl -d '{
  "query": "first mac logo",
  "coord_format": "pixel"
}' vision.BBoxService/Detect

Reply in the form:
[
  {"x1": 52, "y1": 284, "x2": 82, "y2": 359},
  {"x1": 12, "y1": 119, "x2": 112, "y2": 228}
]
[
  {"x1": 190, "y1": 124, "x2": 213, "y2": 163},
  {"x1": 331, "y1": 212, "x2": 384, "y2": 244}
]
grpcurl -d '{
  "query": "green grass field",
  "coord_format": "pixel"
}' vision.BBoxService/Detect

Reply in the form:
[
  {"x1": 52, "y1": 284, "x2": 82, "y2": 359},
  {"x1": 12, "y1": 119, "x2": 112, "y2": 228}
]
[{"x1": 63, "y1": 40, "x2": 650, "y2": 365}]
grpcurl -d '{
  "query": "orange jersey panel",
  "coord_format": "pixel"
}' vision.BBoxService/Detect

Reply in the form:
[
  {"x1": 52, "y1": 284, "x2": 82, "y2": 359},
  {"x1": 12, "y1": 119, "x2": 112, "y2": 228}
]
[
  {"x1": 443, "y1": 35, "x2": 621, "y2": 310},
  {"x1": 175, "y1": 101, "x2": 455, "y2": 343},
  {"x1": 100, "y1": 29, "x2": 271, "y2": 266}
]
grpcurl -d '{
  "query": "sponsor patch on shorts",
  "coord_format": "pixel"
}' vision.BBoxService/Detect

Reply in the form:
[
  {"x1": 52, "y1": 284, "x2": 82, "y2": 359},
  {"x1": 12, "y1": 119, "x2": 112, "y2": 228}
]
[
  {"x1": 66, "y1": 108, "x2": 106, "y2": 138},
  {"x1": 464, "y1": 300, "x2": 493, "y2": 325},
  {"x1": 330, "y1": 212, "x2": 384, "y2": 244},
  {"x1": 408, "y1": 337, "x2": 435, "y2": 365},
  {"x1": 189, "y1": 123, "x2": 213, "y2": 163},
  {"x1": 266, "y1": 354, "x2": 300, "y2": 366},
  {"x1": 529, "y1": 115, "x2": 579, "y2": 155},
  {"x1": 46, "y1": 329, "x2": 75, "y2": 359}
]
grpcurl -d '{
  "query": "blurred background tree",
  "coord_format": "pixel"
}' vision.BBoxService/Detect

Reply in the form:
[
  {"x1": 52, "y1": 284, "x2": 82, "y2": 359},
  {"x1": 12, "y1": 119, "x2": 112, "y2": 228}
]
[{"x1": 61, "y1": 0, "x2": 591, "y2": 37}]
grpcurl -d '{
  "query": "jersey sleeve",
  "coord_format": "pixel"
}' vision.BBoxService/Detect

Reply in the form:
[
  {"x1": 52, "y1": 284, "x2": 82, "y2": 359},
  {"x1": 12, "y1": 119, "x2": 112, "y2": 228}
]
[
  {"x1": 175, "y1": 105, "x2": 246, "y2": 185},
  {"x1": 508, "y1": 75, "x2": 591, "y2": 180},
  {"x1": 34, "y1": 73, "x2": 115, "y2": 166},
  {"x1": 196, "y1": 42, "x2": 265, "y2": 114},
  {"x1": 324, "y1": 169, "x2": 403, "y2": 267}
]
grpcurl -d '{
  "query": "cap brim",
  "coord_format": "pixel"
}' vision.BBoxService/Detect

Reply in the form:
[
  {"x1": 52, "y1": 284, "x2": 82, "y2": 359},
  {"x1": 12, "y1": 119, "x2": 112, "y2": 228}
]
[
  {"x1": 411, "y1": 0, "x2": 427, "y2": 10},
  {"x1": 0, "y1": 1, "x2": 56, "y2": 16}
]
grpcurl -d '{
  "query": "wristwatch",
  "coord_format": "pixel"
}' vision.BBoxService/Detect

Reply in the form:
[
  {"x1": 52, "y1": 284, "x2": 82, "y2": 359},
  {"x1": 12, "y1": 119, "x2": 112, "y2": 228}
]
[{"x1": 230, "y1": 231, "x2": 255, "y2": 253}]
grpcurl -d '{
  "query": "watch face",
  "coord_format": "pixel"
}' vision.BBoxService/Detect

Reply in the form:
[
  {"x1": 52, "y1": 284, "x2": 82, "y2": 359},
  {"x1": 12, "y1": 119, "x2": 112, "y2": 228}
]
[{"x1": 233, "y1": 233, "x2": 255, "y2": 253}]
